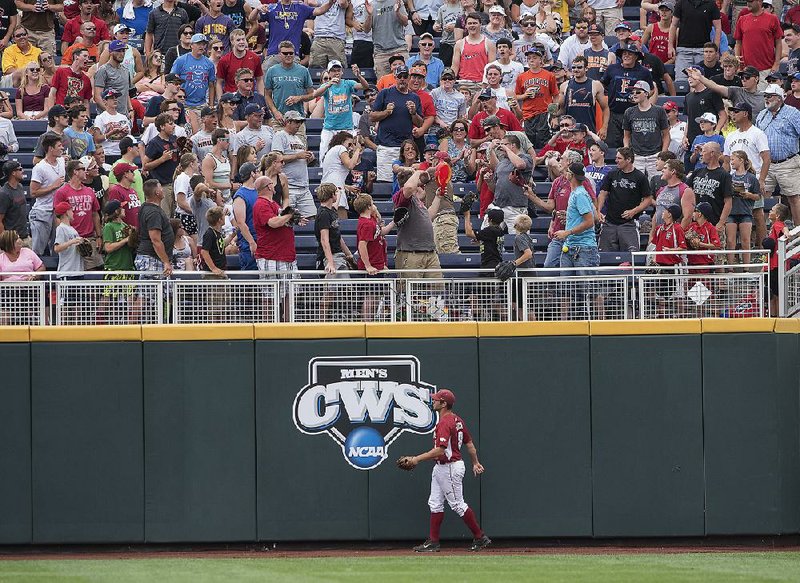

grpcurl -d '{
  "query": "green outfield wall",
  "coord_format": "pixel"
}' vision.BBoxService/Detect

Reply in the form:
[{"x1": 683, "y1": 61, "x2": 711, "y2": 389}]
[{"x1": 0, "y1": 320, "x2": 798, "y2": 544}]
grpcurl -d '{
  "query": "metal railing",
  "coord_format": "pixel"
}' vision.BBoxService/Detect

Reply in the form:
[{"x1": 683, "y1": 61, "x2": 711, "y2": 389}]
[
  {"x1": 778, "y1": 226, "x2": 800, "y2": 318},
  {"x1": 0, "y1": 254, "x2": 771, "y2": 325}
]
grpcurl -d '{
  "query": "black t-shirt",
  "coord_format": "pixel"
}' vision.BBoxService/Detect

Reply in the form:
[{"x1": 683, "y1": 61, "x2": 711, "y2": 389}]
[
  {"x1": 201, "y1": 227, "x2": 226, "y2": 270},
  {"x1": 315, "y1": 205, "x2": 342, "y2": 261},
  {"x1": 710, "y1": 73, "x2": 742, "y2": 88},
  {"x1": 600, "y1": 167, "x2": 651, "y2": 225},
  {"x1": 137, "y1": 202, "x2": 176, "y2": 258},
  {"x1": 786, "y1": 47, "x2": 800, "y2": 90},
  {"x1": 0, "y1": 0, "x2": 19, "y2": 40},
  {"x1": 0, "y1": 182, "x2": 28, "y2": 237},
  {"x1": 476, "y1": 224, "x2": 505, "y2": 268},
  {"x1": 701, "y1": 62, "x2": 723, "y2": 79},
  {"x1": 222, "y1": 0, "x2": 247, "y2": 30},
  {"x1": 674, "y1": 0, "x2": 721, "y2": 48},
  {"x1": 145, "y1": 95, "x2": 187, "y2": 125},
  {"x1": 145, "y1": 134, "x2": 179, "y2": 185},
  {"x1": 641, "y1": 52, "x2": 666, "y2": 95},
  {"x1": 689, "y1": 166, "x2": 732, "y2": 224},
  {"x1": 685, "y1": 88, "x2": 724, "y2": 145}
]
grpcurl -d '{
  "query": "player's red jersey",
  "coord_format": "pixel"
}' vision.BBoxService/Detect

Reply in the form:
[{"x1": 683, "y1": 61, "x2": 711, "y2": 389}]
[{"x1": 433, "y1": 413, "x2": 472, "y2": 463}]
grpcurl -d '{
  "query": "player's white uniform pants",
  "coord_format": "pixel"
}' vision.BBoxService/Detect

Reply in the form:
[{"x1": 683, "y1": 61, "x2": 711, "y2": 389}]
[{"x1": 428, "y1": 460, "x2": 468, "y2": 516}]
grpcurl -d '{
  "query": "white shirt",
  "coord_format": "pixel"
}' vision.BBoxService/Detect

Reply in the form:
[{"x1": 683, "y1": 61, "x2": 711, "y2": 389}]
[
  {"x1": 483, "y1": 59, "x2": 525, "y2": 91},
  {"x1": 30, "y1": 157, "x2": 66, "y2": 211},
  {"x1": 93, "y1": 111, "x2": 132, "y2": 156},
  {"x1": 723, "y1": 125, "x2": 770, "y2": 172},
  {"x1": 321, "y1": 144, "x2": 350, "y2": 188},
  {"x1": 141, "y1": 122, "x2": 187, "y2": 145},
  {"x1": 557, "y1": 34, "x2": 594, "y2": 69},
  {"x1": 669, "y1": 121, "x2": 687, "y2": 157}
]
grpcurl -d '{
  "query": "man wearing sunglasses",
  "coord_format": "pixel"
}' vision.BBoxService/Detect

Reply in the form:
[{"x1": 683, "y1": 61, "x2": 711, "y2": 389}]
[
  {"x1": 265, "y1": 39, "x2": 312, "y2": 137},
  {"x1": 688, "y1": 65, "x2": 765, "y2": 118},
  {"x1": 407, "y1": 32, "x2": 444, "y2": 89},
  {"x1": 61, "y1": 0, "x2": 109, "y2": 57},
  {"x1": 0, "y1": 26, "x2": 40, "y2": 89},
  {"x1": 217, "y1": 28, "x2": 264, "y2": 95}
]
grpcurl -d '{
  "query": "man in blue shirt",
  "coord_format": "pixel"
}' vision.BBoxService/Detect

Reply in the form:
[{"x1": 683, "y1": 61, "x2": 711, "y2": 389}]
[
  {"x1": 265, "y1": 40, "x2": 313, "y2": 145},
  {"x1": 756, "y1": 84, "x2": 800, "y2": 225},
  {"x1": 170, "y1": 33, "x2": 216, "y2": 113},
  {"x1": 406, "y1": 32, "x2": 445, "y2": 89},
  {"x1": 232, "y1": 162, "x2": 260, "y2": 270},
  {"x1": 369, "y1": 65, "x2": 423, "y2": 182}
]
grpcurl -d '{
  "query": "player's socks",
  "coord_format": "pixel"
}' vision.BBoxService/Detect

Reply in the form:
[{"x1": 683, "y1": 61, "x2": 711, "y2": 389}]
[
  {"x1": 429, "y1": 512, "x2": 444, "y2": 541},
  {"x1": 461, "y1": 507, "x2": 483, "y2": 538}
]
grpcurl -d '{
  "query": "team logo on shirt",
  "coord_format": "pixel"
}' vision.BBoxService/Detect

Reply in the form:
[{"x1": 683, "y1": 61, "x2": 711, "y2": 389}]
[{"x1": 293, "y1": 356, "x2": 437, "y2": 470}]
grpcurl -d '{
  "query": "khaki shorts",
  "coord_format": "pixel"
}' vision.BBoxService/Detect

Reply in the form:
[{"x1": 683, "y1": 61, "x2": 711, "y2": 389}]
[
  {"x1": 160, "y1": 183, "x2": 175, "y2": 217},
  {"x1": 82, "y1": 243, "x2": 105, "y2": 270},
  {"x1": 433, "y1": 213, "x2": 460, "y2": 254},
  {"x1": 309, "y1": 37, "x2": 346, "y2": 68},
  {"x1": 28, "y1": 29, "x2": 56, "y2": 55},
  {"x1": 395, "y1": 249, "x2": 441, "y2": 278},
  {"x1": 765, "y1": 155, "x2": 800, "y2": 197},
  {"x1": 373, "y1": 48, "x2": 409, "y2": 78}
]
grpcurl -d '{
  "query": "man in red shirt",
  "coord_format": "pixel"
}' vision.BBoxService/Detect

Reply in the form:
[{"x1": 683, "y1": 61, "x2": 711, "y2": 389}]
[
  {"x1": 107, "y1": 162, "x2": 141, "y2": 229},
  {"x1": 216, "y1": 28, "x2": 264, "y2": 95},
  {"x1": 409, "y1": 63, "x2": 436, "y2": 150},
  {"x1": 49, "y1": 48, "x2": 93, "y2": 111},
  {"x1": 398, "y1": 389, "x2": 491, "y2": 553},
  {"x1": 467, "y1": 88, "x2": 522, "y2": 145},
  {"x1": 61, "y1": 0, "x2": 110, "y2": 56},
  {"x1": 733, "y1": 0, "x2": 782, "y2": 78},
  {"x1": 514, "y1": 46, "x2": 559, "y2": 150},
  {"x1": 252, "y1": 174, "x2": 304, "y2": 320},
  {"x1": 53, "y1": 158, "x2": 102, "y2": 269}
]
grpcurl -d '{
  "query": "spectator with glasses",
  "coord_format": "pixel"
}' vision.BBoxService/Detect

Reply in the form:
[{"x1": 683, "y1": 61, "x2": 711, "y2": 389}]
[
  {"x1": 165, "y1": 24, "x2": 194, "y2": 73},
  {"x1": 231, "y1": 68, "x2": 268, "y2": 121},
  {"x1": 482, "y1": 37, "x2": 523, "y2": 92},
  {"x1": 207, "y1": 39, "x2": 225, "y2": 69},
  {"x1": 558, "y1": 19, "x2": 594, "y2": 70},
  {"x1": 1, "y1": 26, "x2": 41, "y2": 89},
  {"x1": 62, "y1": 0, "x2": 110, "y2": 57},
  {"x1": 15, "y1": 61, "x2": 51, "y2": 119},
  {"x1": 38, "y1": 51, "x2": 55, "y2": 85},
  {"x1": 217, "y1": 29, "x2": 263, "y2": 96},
  {"x1": 558, "y1": 55, "x2": 608, "y2": 136},
  {"x1": 62, "y1": 20, "x2": 100, "y2": 65},
  {"x1": 407, "y1": 32, "x2": 445, "y2": 89},
  {"x1": 431, "y1": 67, "x2": 466, "y2": 128},
  {"x1": 265, "y1": 40, "x2": 313, "y2": 137},
  {"x1": 143, "y1": 113, "x2": 181, "y2": 216},
  {"x1": 141, "y1": 99, "x2": 186, "y2": 144}
]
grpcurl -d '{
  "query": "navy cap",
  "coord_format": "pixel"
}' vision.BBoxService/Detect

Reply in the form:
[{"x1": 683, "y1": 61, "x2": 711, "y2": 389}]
[
  {"x1": 244, "y1": 103, "x2": 264, "y2": 116},
  {"x1": 478, "y1": 87, "x2": 495, "y2": 100},
  {"x1": 395, "y1": 65, "x2": 409, "y2": 76}
]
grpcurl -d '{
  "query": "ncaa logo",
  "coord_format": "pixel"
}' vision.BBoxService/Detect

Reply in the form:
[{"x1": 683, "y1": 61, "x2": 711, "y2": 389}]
[{"x1": 292, "y1": 356, "x2": 436, "y2": 470}]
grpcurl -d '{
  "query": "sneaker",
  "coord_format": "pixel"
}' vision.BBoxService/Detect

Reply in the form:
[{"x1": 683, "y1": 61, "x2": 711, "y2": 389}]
[
  {"x1": 413, "y1": 539, "x2": 441, "y2": 552},
  {"x1": 468, "y1": 535, "x2": 492, "y2": 551}
]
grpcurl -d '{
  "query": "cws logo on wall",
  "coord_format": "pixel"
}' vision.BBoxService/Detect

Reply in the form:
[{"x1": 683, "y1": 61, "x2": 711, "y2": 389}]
[{"x1": 292, "y1": 356, "x2": 437, "y2": 470}]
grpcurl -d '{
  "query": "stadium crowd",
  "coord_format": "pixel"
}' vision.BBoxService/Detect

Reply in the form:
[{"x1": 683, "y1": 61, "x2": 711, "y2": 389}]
[{"x1": 0, "y1": 0, "x2": 797, "y2": 317}]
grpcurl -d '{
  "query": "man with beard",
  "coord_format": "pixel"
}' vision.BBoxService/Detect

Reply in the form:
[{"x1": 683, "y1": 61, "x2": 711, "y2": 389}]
[{"x1": 94, "y1": 40, "x2": 132, "y2": 116}]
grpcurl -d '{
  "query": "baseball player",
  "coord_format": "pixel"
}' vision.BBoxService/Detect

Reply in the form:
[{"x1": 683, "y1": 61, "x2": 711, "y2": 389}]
[{"x1": 397, "y1": 389, "x2": 491, "y2": 552}]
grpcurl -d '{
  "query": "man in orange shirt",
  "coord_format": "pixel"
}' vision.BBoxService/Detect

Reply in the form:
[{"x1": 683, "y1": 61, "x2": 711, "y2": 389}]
[
  {"x1": 62, "y1": 20, "x2": 99, "y2": 66},
  {"x1": 514, "y1": 47, "x2": 559, "y2": 149},
  {"x1": 376, "y1": 55, "x2": 406, "y2": 91}
]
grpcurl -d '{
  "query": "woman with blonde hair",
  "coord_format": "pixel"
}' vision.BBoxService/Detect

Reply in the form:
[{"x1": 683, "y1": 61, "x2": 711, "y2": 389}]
[
  {"x1": 260, "y1": 151, "x2": 289, "y2": 207},
  {"x1": 15, "y1": 62, "x2": 52, "y2": 120},
  {"x1": 135, "y1": 52, "x2": 167, "y2": 106}
]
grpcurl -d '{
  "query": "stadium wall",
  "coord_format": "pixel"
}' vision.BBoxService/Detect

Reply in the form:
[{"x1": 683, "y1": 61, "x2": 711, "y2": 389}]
[{"x1": 0, "y1": 320, "x2": 798, "y2": 544}]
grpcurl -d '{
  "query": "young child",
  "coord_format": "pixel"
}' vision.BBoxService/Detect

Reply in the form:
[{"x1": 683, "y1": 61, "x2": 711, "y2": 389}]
[
  {"x1": 53, "y1": 201, "x2": 84, "y2": 275},
  {"x1": 200, "y1": 206, "x2": 234, "y2": 277},
  {"x1": 688, "y1": 114, "x2": 724, "y2": 171},
  {"x1": 354, "y1": 194, "x2": 395, "y2": 276},
  {"x1": 765, "y1": 203, "x2": 790, "y2": 316},
  {"x1": 101, "y1": 200, "x2": 134, "y2": 273},
  {"x1": 649, "y1": 150, "x2": 677, "y2": 195},
  {"x1": 651, "y1": 204, "x2": 687, "y2": 317},
  {"x1": 727, "y1": 149, "x2": 760, "y2": 269},
  {"x1": 465, "y1": 207, "x2": 506, "y2": 270},
  {"x1": 511, "y1": 214, "x2": 536, "y2": 320},
  {"x1": 686, "y1": 202, "x2": 721, "y2": 272}
]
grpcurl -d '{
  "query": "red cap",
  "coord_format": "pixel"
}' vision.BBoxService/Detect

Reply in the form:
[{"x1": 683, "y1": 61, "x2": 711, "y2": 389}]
[
  {"x1": 431, "y1": 389, "x2": 455, "y2": 407},
  {"x1": 434, "y1": 151, "x2": 451, "y2": 163},
  {"x1": 112, "y1": 162, "x2": 138, "y2": 180},
  {"x1": 54, "y1": 201, "x2": 72, "y2": 215},
  {"x1": 663, "y1": 101, "x2": 679, "y2": 111}
]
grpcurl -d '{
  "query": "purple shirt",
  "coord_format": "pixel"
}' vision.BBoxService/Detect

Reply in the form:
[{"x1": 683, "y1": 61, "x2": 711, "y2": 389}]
[
  {"x1": 195, "y1": 13, "x2": 235, "y2": 51},
  {"x1": 260, "y1": 1, "x2": 314, "y2": 56}
]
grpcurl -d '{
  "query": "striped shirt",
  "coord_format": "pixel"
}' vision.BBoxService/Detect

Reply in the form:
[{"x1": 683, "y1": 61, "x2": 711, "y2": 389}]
[
  {"x1": 146, "y1": 5, "x2": 189, "y2": 54},
  {"x1": 755, "y1": 104, "x2": 800, "y2": 162}
]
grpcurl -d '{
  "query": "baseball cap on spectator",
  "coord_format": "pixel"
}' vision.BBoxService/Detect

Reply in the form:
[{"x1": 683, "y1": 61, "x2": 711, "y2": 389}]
[
  {"x1": 244, "y1": 103, "x2": 264, "y2": 116},
  {"x1": 389, "y1": 54, "x2": 405, "y2": 65},
  {"x1": 478, "y1": 87, "x2": 495, "y2": 100},
  {"x1": 431, "y1": 389, "x2": 455, "y2": 406},
  {"x1": 615, "y1": 22, "x2": 631, "y2": 31},
  {"x1": 239, "y1": 162, "x2": 258, "y2": 182},
  {"x1": 326, "y1": 59, "x2": 343, "y2": 71},
  {"x1": 695, "y1": 112, "x2": 717, "y2": 124},
  {"x1": 104, "y1": 200, "x2": 122, "y2": 216},
  {"x1": 793, "y1": 73, "x2": 800, "y2": 82},
  {"x1": 766, "y1": 71, "x2": 784, "y2": 82},
  {"x1": 419, "y1": 32, "x2": 434, "y2": 41},
  {"x1": 572, "y1": 123, "x2": 588, "y2": 133},
  {"x1": 284, "y1": 110, "x2": 306, "y2": 122},
  {"x1": 49, "y1": 104, "x2": 67, "y2": 117},
  {"x1": 119, "y1": 136, "x2": 138, "y2": 153},
  {"x1": 663, "y1": 100, "x2": 679, "y2": 112},
  {"x1": 783, "y1": 21, "x2": 800, "y2": 32},
  {"x1": 729, "y1": 101, "x2": 753, "y2": 116},
  {"x1": 547, "y1": 62, "x2": 565, "y2": 72},
  {"x1": 658, "y1": 0, "x2": 674, "y2": 9},
  {"x1": 409, "y1": 63, "x2": 427, "y2": 77},
  {"x1": 424, "y1": 142, "x2": 439, "y2": 152},
  {"x1": 102, "y1": 88, "x2": 122, "y2": 99},
  {"x1": 220, "y1": 92, "x2": 242, "y2": 103},
  {"x1": 695, "y1": 202, "x2": 714, "y2": 221},
  {"x1": 488, "y1": 5, "x2": 505, "y2": 14},
  {"x1": 764, "y1": 84, "x2": 785, "y2": 99},
  {"x1": 632, "y1": 80, "x2": 650, "y2": 92},
  {"x1": 482, "y1": 115, "x2": 506, "y2": 128},
  {"x1": 740, "y1": 66, "x2": 760, "y2": 78},
  {"x1": 568, "y1": 162, "x2": 586, "y2": 179},
  {"x1": 394, "y1": 65, "x2": 409, "y2": 77},
  {"x1": 190, "y1": 33, "x2": 208, "y2": 44},
  {"x1": 587, "y1": 23, "x2": 603, "y2": 35},
  {"x1": 112, "y1": 162, "x2": 137, "y2": 180},
  {"x1": 441, "y1": 68, "x2": 455, "y2": 80},
  {"x1": 487, "y1": 208, "x2": 505, "y2": 225},
  {"x1": 520, "y1": 13, "x2": 536, "y2": 23},
  {"x1": 3, "y1": 160, "x2": 21, "y2": 175},
  {"x1": 666, "y1": 204, "x2": 682, "y2": 221},
  {"x1": 79, "y1": 155, "x2": 96, "y2": 170},
  {"x1": 54, "y1": 201, "x2": 72, "y2": 215},
  {"x1": 112, "y1": 24, "x2": 132, "y2": 34},
  {"x1": 762, "y1": 0, "x2": 772, "y2": 5},
  {"x1": 109, "y1": 40, "x2": 126, "y2": 52},
  {"x1": 200, "y1": 106, "x2": 215, "y2": 117},
  {"x1": 616, "y1": 46, "x2": 642, "y2": 59},
  {"x1": 165, "y1": 73, "x2": 183, "y2": 84},
  {"x1": 525, "y1": 46, "x2": 544, "y2": 56}
]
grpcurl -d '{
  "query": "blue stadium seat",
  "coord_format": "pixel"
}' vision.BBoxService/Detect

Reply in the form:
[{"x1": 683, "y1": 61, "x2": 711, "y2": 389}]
[
  {"x1": 305, "y1": 118, "x2": 323, "y2": 132},
  {"x1": 13, "y1": 120, "x2": 47, "y2": 135}
]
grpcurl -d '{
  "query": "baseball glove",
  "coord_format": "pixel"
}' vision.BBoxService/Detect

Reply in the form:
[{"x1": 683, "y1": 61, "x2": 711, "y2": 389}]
[
  {"x1": 396, "y1": 456, "x2": 416, "y2": 471},
  {"x1": 77, "y1": 238, "x2": 94, "y2": 258},
  {"x1": 495, "y1": 260, "x2": 517, "y2": 281},
  {"x1": 684, "y1": 229, "x2": 700, "y2": 250},
  {"x1": 459, "y1": 191, "x2": 477, "y2": 216},
  {"x1": 122, "y1": 224, "x2": 139, "y2": 250},
  {"x1": 393, "y1": 206, "x2": 410, "y2": 227}
]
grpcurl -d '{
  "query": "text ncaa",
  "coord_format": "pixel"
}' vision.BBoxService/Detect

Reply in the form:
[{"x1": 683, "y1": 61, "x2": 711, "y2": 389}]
[{"x1": 292, "y1": 356, "x2": 437, "y2": 470}]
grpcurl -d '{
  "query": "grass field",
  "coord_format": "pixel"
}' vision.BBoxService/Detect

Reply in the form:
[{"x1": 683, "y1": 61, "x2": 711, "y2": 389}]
[{"x1": 0, "y1": 552, "x2": 799, "y2": 582}]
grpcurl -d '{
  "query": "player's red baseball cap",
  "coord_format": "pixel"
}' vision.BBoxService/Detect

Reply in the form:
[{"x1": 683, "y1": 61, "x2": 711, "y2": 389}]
[{"x1": 431, "y1": 389, "x2": 455, "y2": 407}]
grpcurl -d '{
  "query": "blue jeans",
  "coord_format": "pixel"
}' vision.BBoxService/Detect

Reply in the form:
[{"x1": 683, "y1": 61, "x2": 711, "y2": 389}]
[
  {"x1": 544, "y1": 238, "x2": 562, "y2": 268},
  {"x1": 559, "y1": 245, "x2": 599, "y2": 272}
]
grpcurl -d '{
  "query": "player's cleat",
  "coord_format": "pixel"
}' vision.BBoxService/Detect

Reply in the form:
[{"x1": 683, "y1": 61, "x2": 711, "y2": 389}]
[
  {"x1": 413, "y1": 539, "x2": 441, "y2": 552},
  {"x1": 468, "y1": 535, "x2": 492, "y2": 551}
]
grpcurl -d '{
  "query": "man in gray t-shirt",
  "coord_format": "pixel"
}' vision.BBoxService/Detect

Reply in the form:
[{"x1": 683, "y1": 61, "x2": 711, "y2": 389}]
[
  {"x1": 94, "y1": 42, "x2": 132, "y2": 116},
  {"x1": 371, "y1": 0, "x2": 410, "y2": 77},
  {"x1": 487, "y1": 134, "x2": 533, "y2": 231},
  {"x1": 622, "y1": 81, "x2": 669, "y2": 178},
  {"x1": 233, "y1": 104, "x2": 274, "y2": 160},
  {"x1": 689, "y1": 66, "x2": 766, "y2": 118},
  {"x1": 270, "y1": 111, "x2": 317, "y2": 218}
]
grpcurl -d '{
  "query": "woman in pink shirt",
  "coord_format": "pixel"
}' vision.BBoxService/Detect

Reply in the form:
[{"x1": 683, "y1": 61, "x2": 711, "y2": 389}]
[{"x1": 0, "y1": 230, "x2": 45, "y2": 281}]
